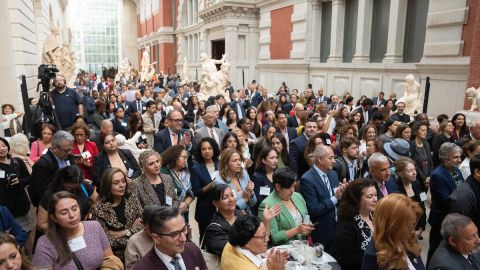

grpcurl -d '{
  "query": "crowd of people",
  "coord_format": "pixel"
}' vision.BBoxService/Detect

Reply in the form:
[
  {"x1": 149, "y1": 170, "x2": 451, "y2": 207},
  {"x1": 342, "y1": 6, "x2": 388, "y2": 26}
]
[{"x1": 1, "y1": 72, "x2": 480, "y2": 270}]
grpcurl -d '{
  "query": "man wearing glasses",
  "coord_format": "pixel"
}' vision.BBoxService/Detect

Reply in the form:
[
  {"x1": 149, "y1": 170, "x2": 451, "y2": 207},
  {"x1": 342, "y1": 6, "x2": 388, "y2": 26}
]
[
  {"x1": 154, "y1": 110, "x2": 192, "y2": 154},
  {"x1": 29, "y1": 131, "x2": 75, "y2": 206},
  {"x1": 132, "y1": 206, "x2": 207, "y2": 270}
]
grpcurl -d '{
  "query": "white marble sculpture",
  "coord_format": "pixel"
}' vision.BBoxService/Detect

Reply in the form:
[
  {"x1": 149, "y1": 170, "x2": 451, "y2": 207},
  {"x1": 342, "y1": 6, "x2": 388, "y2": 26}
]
[
  {"x1": 116, "y1": 58, "x2": 133, "y2": 83},
  {"x1": 397, "y1": 74, "x2": 423, "y2": 115},
  {"x1": 183, "y1": 57, "x2": 190, "y2": 83},
  {"x1": 140, "y1": 46, "x2": 156, "y2": 82},
  {"x1": 199, "y1": 52, "x2": 230, "y2": 101},
  {"x1": 42, "y1": 26, "x2": 63, "y2": 66},
  {"x1": 466, "y1": 87, "x2": 480, "y2": 111}
]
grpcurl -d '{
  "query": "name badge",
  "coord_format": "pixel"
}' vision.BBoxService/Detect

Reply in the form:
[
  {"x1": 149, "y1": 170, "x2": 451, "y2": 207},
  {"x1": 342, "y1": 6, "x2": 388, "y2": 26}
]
[
  {"x1": 165, "y1": 196, "x2": 173, "y2": 206},
  {"x1": 42, "y1": 149, "x2": 48, "y2": 155},
  {"x1": 66, "y1": 160, "x2": 71, "y2": 167},
  {"x1": 326, "y1": 139, "x2": 331, "y2": 145},
  {"x1": 419, "y1": 192, "x2": 427, "y2": 202},
  {"x1": 68, "y1": 235, "x2": 87, "y2": 252},
  {"x1": 260, "y1": 186, "x2": 271, "y2": 196},
  {"x1": 127, "y1": 168, "x2": 134, "y2": 178},
  {"x1": 142, "y1": 106, "x2": 146, "y2": 111},
  {"x1": 232, "y1": 189, "x2": 237, "y2": 198},
  {"x1": 0, "y1": 170, "x2": 5, "y2": 178},
  {"x1": 121, "y1": 122, "x2": 127, "y2": 127},
  {"x1": 141, "y1": 134, "x2": 147, "y2": 139}
]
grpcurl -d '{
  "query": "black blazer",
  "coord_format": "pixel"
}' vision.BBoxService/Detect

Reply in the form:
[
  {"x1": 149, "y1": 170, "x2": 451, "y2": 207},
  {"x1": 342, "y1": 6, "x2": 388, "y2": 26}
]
[
  {"x1": 395, "y1": 178, "x2": 427, "y2": 230},
  {"x1": 112, "y1": 118, "x2": 130, "y2": 138},
  {"x1": 289, "y1": 135, "x2": 309, "y2": 178},
  {"x1": 125, "y1": 100, "x2": 146, "y2": 116},
  {"x1": 190, "y1": 160, "x2": 219, "y2": 227},
  {"x1": 252, "y1": 171, "x2": 273, "y2": 215},
  {"x1": 275, "y1": 127, "x2": 298, "y2": 143},
  {"x1": 287, "y1": 115, "x2": 300, "y2": 128},
  {"x1": 92, "y1": 149, "x2": 141, "y2": 187},
  {"x1": 332, "y1": 217, "x2": 372, "y2": 270},
  {"x1": 29, "y1": 150, "x2": 75, "y2": 206},
  {"x1": 153, "y1": 128, "x2": 192, "y2": 154}
]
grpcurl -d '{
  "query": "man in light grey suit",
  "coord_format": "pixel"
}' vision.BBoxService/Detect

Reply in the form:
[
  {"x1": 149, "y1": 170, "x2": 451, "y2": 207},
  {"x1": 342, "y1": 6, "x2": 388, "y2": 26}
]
[
  {"x1": 193, "y1": 112, "x2": 224, "y2": 147},
  {"x1": 428, "y1": 213, "x2": 480, "y2": 270},
  {"x1": 195, "y1": 104, "x2": 228, "y2": 135}
]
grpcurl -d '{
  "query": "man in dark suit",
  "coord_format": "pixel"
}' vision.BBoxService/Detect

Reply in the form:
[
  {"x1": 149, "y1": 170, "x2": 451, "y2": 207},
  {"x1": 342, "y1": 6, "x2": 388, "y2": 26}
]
[
  {"x1": 429, "y1": 213, "x2": 480, "y2": 270},
  {"x1": 154, "y1": 110, "x2": 192, "y2": 154},
  {"x1": 125, "y1": 90, "x2": 146, "y2": 116},
  {"x1": 229, "y1": 92, "x2": 249, "y2": 120},
  {"x1": 300, "y1": 145, "x2": 347, "y2": 251},
  {"x1": 97, "y1": 77, "x2": 108, "y2": 90},
  {"x1": 290, "y1": 118, "x2": 318, "y2": 178},
  {"x1": 29, "y1": 131, "x2": 75, "y2": 207},
  {"x1": 354, "y1": 98, "x2": 374, "y2": 127},
  {"x1": 275, "y1": 111, "x2": 297, "y2": 148},
  {"x1": 316, "y1": 89, "x2": 331, "y2": 104},
  {"x1": 132, "y1": 206, "x2": 207, "y2": 270},
  {"x1": 333, "y1": 137, "x2": 360, "y2": 182},
  {"x1": 371, "y1": 91, "x2": 386, "y2": 108},
  {"x1": 367, "y1": 153, "x2": 397, "y2": 200},
  {"x1": 288, "y1": 103, "x2": 305, "y2": 128}
]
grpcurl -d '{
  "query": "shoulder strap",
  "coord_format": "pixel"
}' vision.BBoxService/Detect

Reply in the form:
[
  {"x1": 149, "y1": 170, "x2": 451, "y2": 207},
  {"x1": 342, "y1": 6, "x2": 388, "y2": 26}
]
[
  {"x1": 80, "y1": 182, "x2": 89, "y2": 198},
  {"x1": 72, "y1": 253, "x2": 84, "y2": 270},
  {"x1": 200, "y1": 222, "x2": 223, "y2": 249}
]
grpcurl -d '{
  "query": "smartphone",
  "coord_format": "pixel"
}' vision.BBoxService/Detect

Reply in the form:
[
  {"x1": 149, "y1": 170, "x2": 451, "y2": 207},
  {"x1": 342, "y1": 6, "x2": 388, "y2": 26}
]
[
  {"x1": 6, "y1": 174, "x2": 17, "y2": 188},
  {"x1": 74, "y1": 154, "x2": 82, "y2": 160}
]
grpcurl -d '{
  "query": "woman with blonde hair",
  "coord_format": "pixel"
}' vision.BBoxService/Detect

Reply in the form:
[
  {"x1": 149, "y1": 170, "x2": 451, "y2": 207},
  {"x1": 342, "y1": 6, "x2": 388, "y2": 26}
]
[
  {"x1": 362, "y1": 193, "x2": 425, "y2": 270},
  {"x1": 9, "y1": 133, "x2": 34, "y2": 173}
]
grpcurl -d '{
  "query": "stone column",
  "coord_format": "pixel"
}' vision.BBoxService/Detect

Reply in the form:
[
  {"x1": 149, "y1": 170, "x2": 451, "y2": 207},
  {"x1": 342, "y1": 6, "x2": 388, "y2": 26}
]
[
  {"x1": 187, "y1": 0, "x2": 191, "y2": 26},
  {"x1": 224, "y1": 24, "x2": 238, "y2": 86},
  {"x1": 352, "y1": 0, "x2": 373, "y2": 63},
  {"x1": 383, "y1": 0, "x2": 407, "y2": 63},
  {"x1": 327, "y1": 0, "x2": 345, "y2": 63},
  {"x1": 309, "y1": 1, "x2": 322, "y2": 62}
]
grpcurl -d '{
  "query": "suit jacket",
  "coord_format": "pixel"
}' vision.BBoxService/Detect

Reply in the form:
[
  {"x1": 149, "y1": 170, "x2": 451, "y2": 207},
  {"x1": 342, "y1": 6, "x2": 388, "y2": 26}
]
[
  {"x1": 132, "y1": 242, "x2": 207, "y2": 270},
  {"x1": 92, "y1": 149, "x2": 142, "y2": 187},
  {"x1": 362, "y1": 240, "x2": 425, "y2": 270},
  {"x1": 132, "y1": 173, "x2": 180, "y2": 208},
  {"x1": 282, "y1": 103, "x2": 294, "y2": 114},
  {"x1": 193, "y1": 127, "x2": 224, "y2": 146},
  {"x1": 250, "y1": 92, "x2": 264, "y2": 108},
  {"x1": 153, "y1": 128, "x2": 192, "y2": 154},
  {"x1": 230, "y1": 100, "x2": 249, "y2": 119},
  {"x1": 354, "y1": 108, "x2": 374, "y2": 127},
  {"x1": 429, "y1": 165, "x2": 464, "y2": 226},
  {"x1": 287, "y1": 115, "x2": 300, "y2": 128},
  {"x1": 126, "y1": 100, "x2": 146, "y2": 116},
  {"x1": 299, "y1": 167, "x2": 339, "y2": 249},
  {"x1": 395, "y1": 178, "x2": 427, "y2": 230},
  {"x1": 257, "y1": 191, "x2": 308, "y2": 246},
  {"x1": 370, "y1": 176, "x2": 398, "y2": 200},
  {"x1": 289, "y1": 134, "x2": 309, "y2": 178},
  {"x1": 141, "y1": 112, "x2": 156, "y2": 149},
  {"x1": 112, "y1": 118, "x2": 130, "y2": 138},
  {"x1": 449, "y1": 176, "x2": 480, "y2": 229},
  {"x1": 429, "y1": 240, "x2": 480, "y2": 270},
  {"x1": 124, "y1": 230, "x2": 154, "y2": 270},
  {"x1": 29, "y1": 150, "x2": 75, "y2": 206},
  {"x1": 371, "y1": 97, "x2": 386, "y2": 107},
  {"x1": 251, "y1": 171, "x2": 274, "y2": 215},
  {"x1": 317, "y1": 96, "x2": 331, "y2": 104},
  {"x1": 333, "y1": 156, "x2": 360, "y2": 181},
  {"x1": 276, "y1": 127, "x2": 298, "y2": 144},
  {"x1": 190, "y1": 161, "x2": 219, "y2": 226}
]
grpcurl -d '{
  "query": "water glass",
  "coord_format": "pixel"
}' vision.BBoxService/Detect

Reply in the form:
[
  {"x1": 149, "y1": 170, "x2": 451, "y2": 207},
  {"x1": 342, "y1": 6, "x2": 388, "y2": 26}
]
[
  {"x1": 303, "y1": 214, "x2": 311, "y2": 224},
  {"x1": 314, "y1": 243, "x2": 324, "y2": 258}
]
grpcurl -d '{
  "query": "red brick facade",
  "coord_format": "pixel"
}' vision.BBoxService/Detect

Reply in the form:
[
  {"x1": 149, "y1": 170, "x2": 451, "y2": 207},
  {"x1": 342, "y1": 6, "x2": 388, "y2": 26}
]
[
  {"x1": 464, "y1": 0, "x2": 480, "y2": 109},
  {"x1": 269, "y1": 5, "x2": 293, "y2": 60}
]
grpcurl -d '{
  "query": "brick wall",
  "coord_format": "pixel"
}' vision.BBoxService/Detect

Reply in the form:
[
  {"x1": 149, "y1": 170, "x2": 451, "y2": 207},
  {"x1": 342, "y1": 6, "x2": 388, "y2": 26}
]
[
  {"x1": 464, "y1": 1, "x2": 480, "y2": 109},
  {"x1": 269, "y1": 5, "x2": 293, "y2": 59}
]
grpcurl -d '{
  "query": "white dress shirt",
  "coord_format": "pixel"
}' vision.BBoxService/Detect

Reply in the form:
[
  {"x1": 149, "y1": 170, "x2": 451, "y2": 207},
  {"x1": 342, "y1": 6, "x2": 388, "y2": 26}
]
[{"x1": 154, "y1": 246, "x2": 187, "y2": 270}]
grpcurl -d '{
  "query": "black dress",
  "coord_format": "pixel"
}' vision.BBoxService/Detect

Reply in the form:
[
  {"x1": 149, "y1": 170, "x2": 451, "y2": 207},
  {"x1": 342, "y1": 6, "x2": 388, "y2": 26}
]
[{"x1": 0, "y1": 158, "x2": 30, "y2": 218}]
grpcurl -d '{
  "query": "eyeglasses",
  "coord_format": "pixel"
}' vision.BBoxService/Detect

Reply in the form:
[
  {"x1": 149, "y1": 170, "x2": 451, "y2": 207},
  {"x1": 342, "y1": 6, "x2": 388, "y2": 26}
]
[
  {"x1": 169, "y1": 118, "x2": 183, "y2": 122},
  {"x1": 73, "y1": 133, "x2": 86, "y2": 137},
  {"x1": 252, "y1": 233, "x2": 269, "y2": 242},
  {"x1": 157, "y1": 225, "x2": 189, "y2": 240},
  {"x1": 54, "y1": 144, "x2": 72, "y2": 154}
]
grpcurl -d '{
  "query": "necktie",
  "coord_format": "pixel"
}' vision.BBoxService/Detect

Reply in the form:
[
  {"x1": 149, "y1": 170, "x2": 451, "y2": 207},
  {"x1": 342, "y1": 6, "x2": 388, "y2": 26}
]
[
  {"x1": 172, "y1": 133, "x2": 178, "y2": 145},
  {"x1": 380, "y1": 183, "x2": 388, "y2": 197},
  {"x1": 348, "y1": 164, "x2": 355, "y2": 181},
  {"x1": 171, "y1": 257, "x2": 182, "y2": 270},
  {"x1": 469, "y1": 254, "x2": 480, "y2": 270},
  {"x1": 137, "y1": 101, "x2": 141, "y2": 111},
  {"x1": 322, "y1": 175, "x2": 333, "y2": 196},
  {"x1": 209, "y1": 128, "x2": 215, "y2": 139}
]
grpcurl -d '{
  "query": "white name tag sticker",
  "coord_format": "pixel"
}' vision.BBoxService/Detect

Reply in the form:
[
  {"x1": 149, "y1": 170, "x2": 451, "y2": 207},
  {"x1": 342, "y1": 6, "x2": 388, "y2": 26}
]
[
  {"x1": 0, "y1": 170, "x2": 5, "y2": 178},
  {"x1": 127, "y1": 168, "x2": 134, "y2": 178},
  {"x1": 419, "y1": 192, "x2": 427, "y2": 202},
  {"x1": 42, "y1": 149, "x2": 48, "y2": 155},
  {"x1": 326, "y1": 139, "x2": 331, "y2": 145},
  {"x1": 165, "y1": 196, "x2": 173, "y2": 206},
  {"x1": 65, "y1": 160, "x2": 71, "y2": 167},
  {"x1": 259, "y1": 186, "x2": 271, "y2": 196},
  {"x1": 141, "y1": 134, "x2": 147, "y2": 139},
  {"x1": 232, "y1": 189, "x2": 237, "y2": 198},
  {"x1": 68, "y1": 235, "x2": 87, "y2": 252},
  {"x1": 121, "y1": 122, "x2": 127, "y2": 127},
  {"x1": 142, "y1": 106, "x2": 146, "y2": 111}
]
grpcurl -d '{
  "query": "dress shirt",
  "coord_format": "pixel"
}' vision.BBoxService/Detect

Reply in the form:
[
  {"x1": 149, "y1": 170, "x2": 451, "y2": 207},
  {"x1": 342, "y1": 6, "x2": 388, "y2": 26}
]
[
  {"x1": 344, "y1": 157, "x2": 356, "y2": 181},
  {"x1": 154, "y1": 246, "x2": 187, "y2": 270},
  {"x1": 207, "y1": 127, "x2": 220, "y2": 146},
  {"x1": 235, "y1": 246, "x2": 266, "y2": 269}
]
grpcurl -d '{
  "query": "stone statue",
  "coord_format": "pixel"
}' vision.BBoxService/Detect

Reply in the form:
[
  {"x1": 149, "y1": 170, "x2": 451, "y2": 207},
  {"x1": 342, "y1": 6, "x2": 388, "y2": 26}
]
[
  {"x1": 199, "y1": 52, "x2": 230, "y2": 101},
  {"x1": 116, "y1": 58, "x2": 133, "y2": 83},
  {"x1": 42, "y1": 26, "x2": 62, "y2": 65},
  {"x1": 466, "y1": 87, "x2": 480, "y2": 111},
  {"x1": 61, "y1": 29, "x2": 77, "y2": 87},
  {"x1": 183, "y1": 57, "x2": 190, "y2": 83},
  {"x1": 397, "y1": 74, "x2": 423, "y2": 115},
  {"x1": 140, "y1": 46, "x2": 157, "y2": 81}
]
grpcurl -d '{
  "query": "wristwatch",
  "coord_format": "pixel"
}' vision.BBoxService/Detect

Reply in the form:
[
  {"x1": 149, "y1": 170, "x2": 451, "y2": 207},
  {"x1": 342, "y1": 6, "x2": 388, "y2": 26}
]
[{"x1": 125, "y1": 229, "x2": 132, "y2": 238}]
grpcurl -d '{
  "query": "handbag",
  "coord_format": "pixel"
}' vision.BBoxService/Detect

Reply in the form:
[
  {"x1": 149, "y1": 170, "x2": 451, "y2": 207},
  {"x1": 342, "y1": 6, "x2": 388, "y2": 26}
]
[{"x1": 200, "y1": 223, "x2": 221, "y2": 270}]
